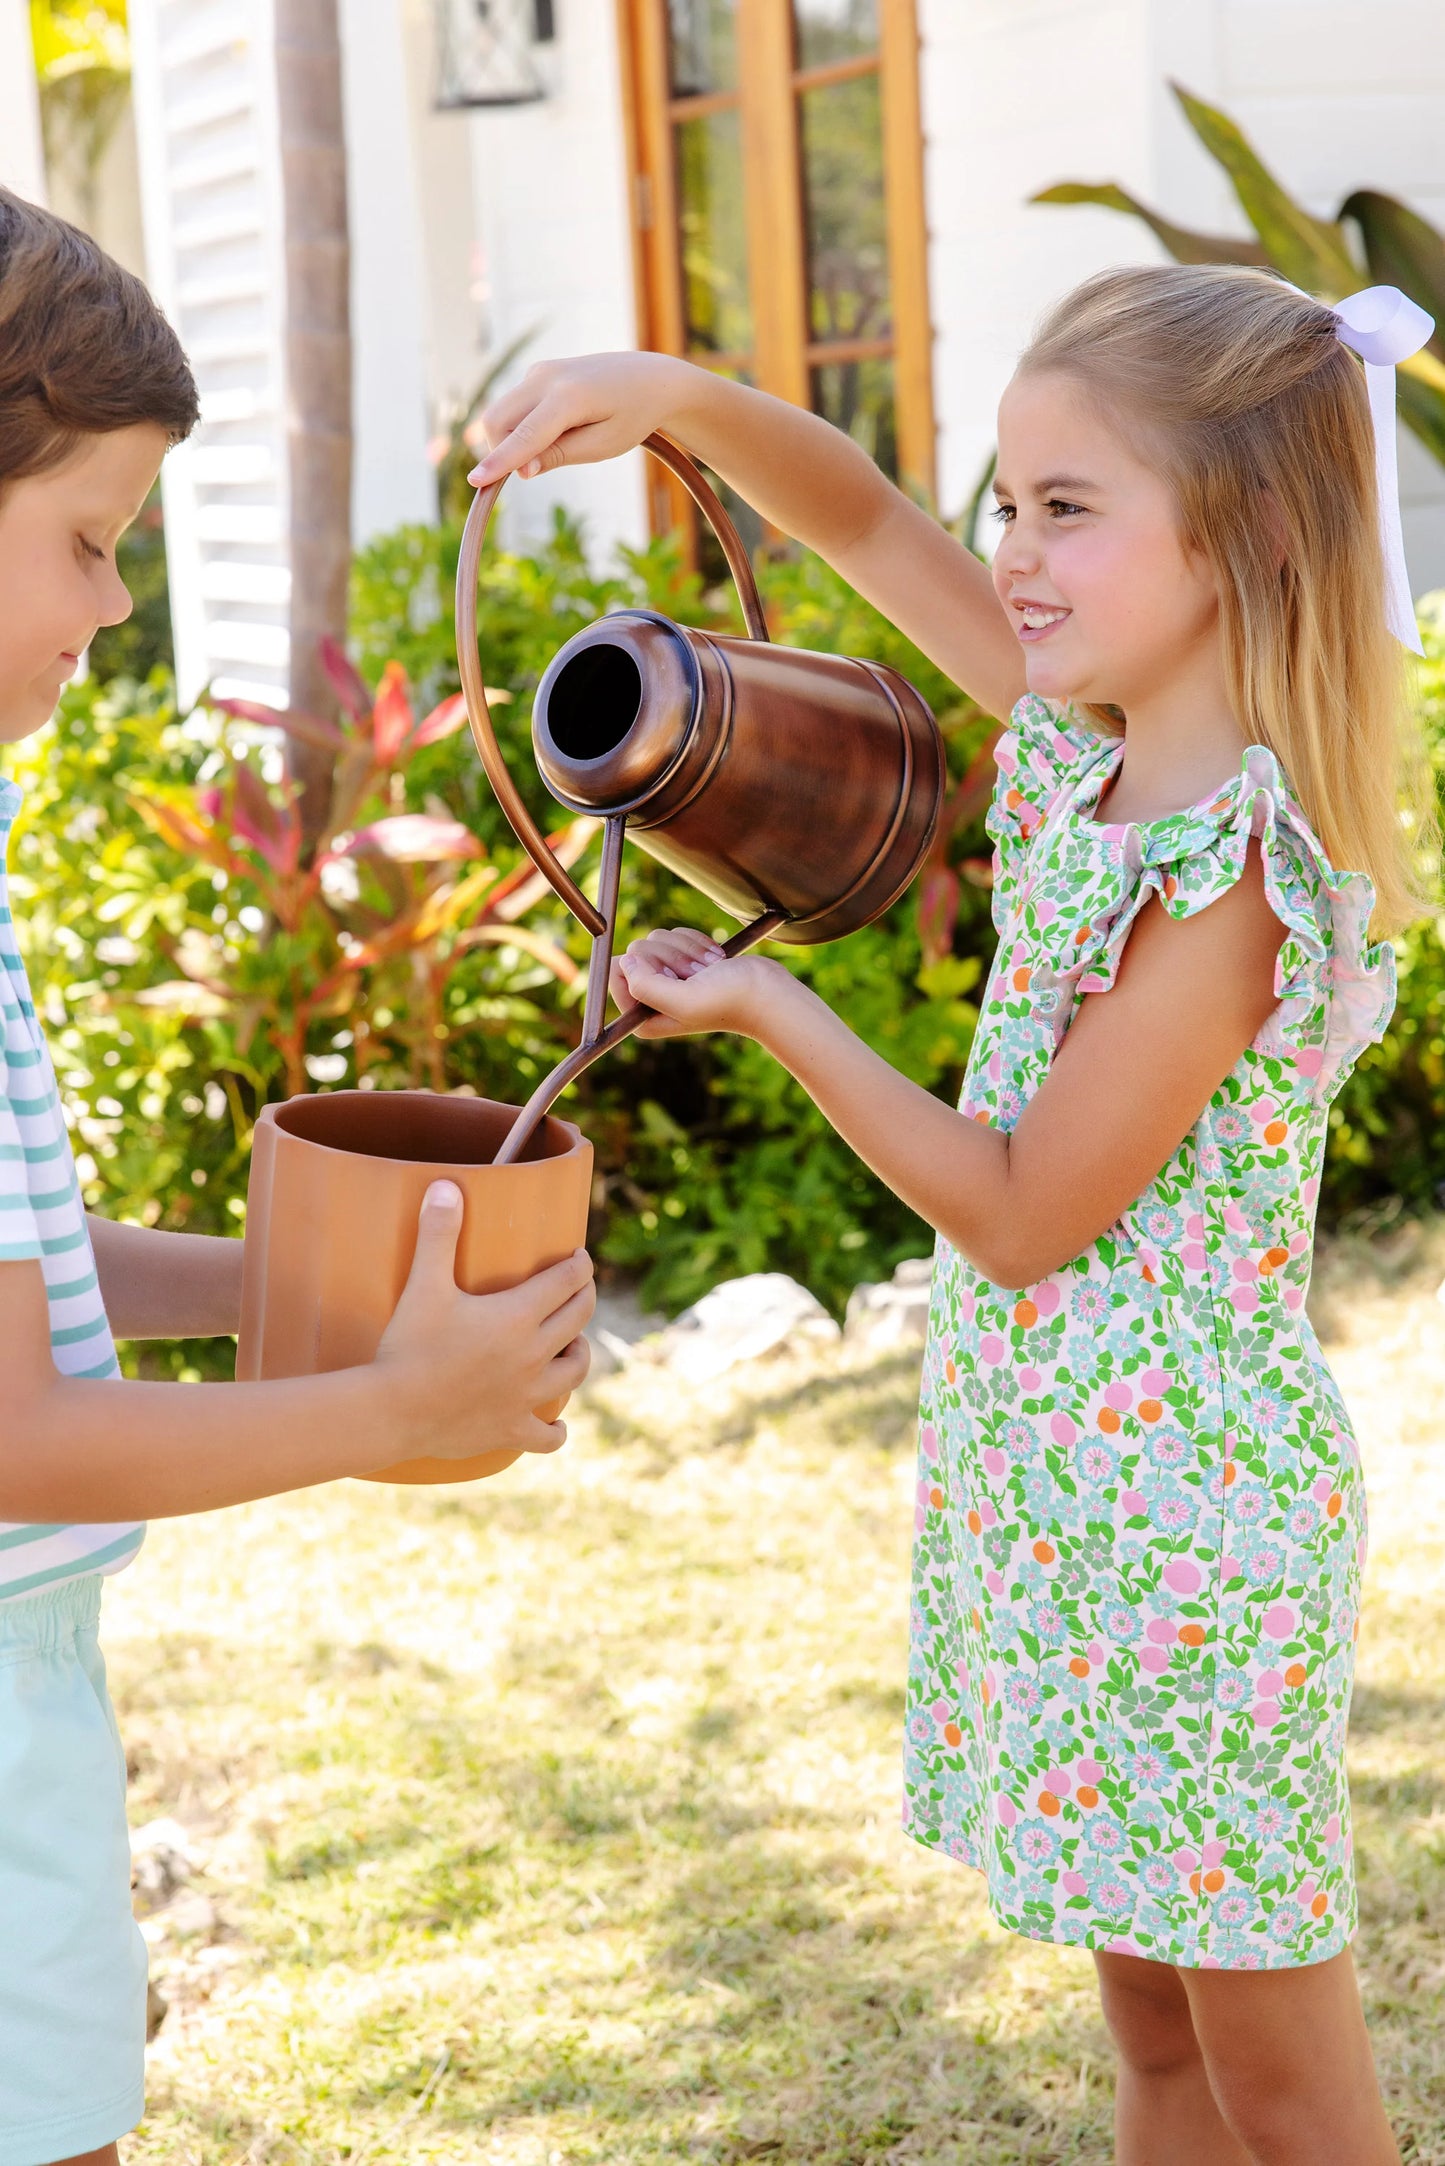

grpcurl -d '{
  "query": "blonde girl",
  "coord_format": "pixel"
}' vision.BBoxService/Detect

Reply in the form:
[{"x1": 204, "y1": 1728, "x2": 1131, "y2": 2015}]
[
  {"x1": 0, "y1": 189, "x2": 594, "y2": 2166},
  {"x1": 472, "y1": 264, "x2": 1433, "y2": 2163}
]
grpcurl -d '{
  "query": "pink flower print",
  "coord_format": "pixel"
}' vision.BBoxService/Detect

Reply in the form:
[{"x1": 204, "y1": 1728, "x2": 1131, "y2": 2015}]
[
  {"x1": 1257, "y1": 1670, "x2": 1285, "y2": 1698},
  {"x1": 931, "y1": 1698, "x2": 953, "y2": 1723},
  {"x1": 982, "y1": 1448, "x2": 1006, "y2": 1478},
  {"x1": 1070, "y1": 1281, "x2": 1110, "y2": 1325},
  {"x1": 1121, "y1": 1489, "x2": 1148, "y2": 1515},
  {"x1": 1181, "y1": 1243, "x2": 1208, "y2": 1271},
  {"x1": 1323, "y1": 1814, "x2": 1341, "y2": 1844},
  {"x1": 1311, "y1": 1475, "x2": 1335, "y2": 1504},
  {"x1": 1143, "y1": 1857, "x2": 1175, "y2": 1894},
  {"x1": 1003, "y1": 1419, "x2": 1039, "y2": 1461},
  {"x1": 1220, "y1": 1554, "x2": 1243, "y2": 1581},
  {"x1": 1093, "y1": 1877, "x2": 1133, "y2": 1916},
  {"x1": 1232, "y1": 1256, "x2": 1258, "y2": 1284},
  {"x1": 921, "y1": 1424, "x2": 940, "y2": 1461},
  {"x1": 1174, "y1": 1848, "x2": 1200, "y2": 1876},
  {"x1": 1252, "y1": 1699, "x2": 1283, "y2": 1730},
  {"x1": 1062, "y1": 1871, "x2": 1088, "y2": 1897},
  {"x1": 1295, "y1": 1045, "x2": 1324, "y2": 1079},
  {"x1": 1017, "y1": 1823, "x2": 1059, "y2": 1865},
  {"x1": 1044, "y1": 1768, "x2": 1071, "y2": 1797},
  {"x1": 1146, "y1": 1618, "x2": 1176, "y2": 1646},
  {"x1": 1201, "y1": 1841, "x2": 1226, "y2": 1869},
  {"x1": 1185, "y1": 1214, "x2": 1205, "y2": 1239},
  {"x1": 1214, "y1": 1109, "x2": 1249, "y2": 1141},
  {"x1": 958, "y1": 1292, "x2": 976, "y2": 1322},
  {"x1": 1163, "y1": 1560, "x2": 1202, "y2": 1594},
  {"x1": 1262, "y1": 1604, "x2": 1296, "y2": 1640},
  {"x1": 1140, "y1": 1646, "x2": 1170, "y2": 1674},
  {"x1": 996, "y1": 1793, "x2": 1018, "y2": 1828},
  {"x1": 1105, "y1": 1381, "x2": 1133, "y2": 1412},
  {"x1": 1245, "y1": 1544, "x2": 1285, "y2": 1587},
  {"x1": 986, "y1": 1570, "x2": 1005, "y2": 1597},
  {"x1": 1050, "y1": 1413, "x2": 1078, "y2": 1448},
  {"x1": 1230, "y1": 1284, "x2": 1260, "y2": 1316},
  {"x1": 1032, "y1": 1280, "x2": 1062, "y2": 1317},
  {"x1": 1143, "y1": 1367, "x2": 1173, "y2": 1396},
  {"x1": 1284, "y1": 1285, "x2": 1305, "y2": 1311},
  {"x1": 1019, "y1": 1366, "x2": 1042, "y2": 1390},
  {"x1": 980, "y1": 1335, "x2": 1006, "y2": 1365},
  {"x1": 979, "y1": 1500, "x2": 997, "y2": 1527},
  {"x1": 1223, "y1": 1202, "x2": 1251, "y2": 1235},
  {"x1": 1077, "y1": 1757, "x2": 1104, "y2": 1784}
]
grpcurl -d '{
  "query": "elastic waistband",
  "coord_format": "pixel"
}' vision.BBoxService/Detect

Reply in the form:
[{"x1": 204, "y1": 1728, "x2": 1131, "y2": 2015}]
[{"x1": 0, "y1": 1570, "x2": 102, "y2": 1654}]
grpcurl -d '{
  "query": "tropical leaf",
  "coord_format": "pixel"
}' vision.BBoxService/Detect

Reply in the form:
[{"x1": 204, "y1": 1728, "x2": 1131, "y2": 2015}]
[
  {"x1": 486, "y1": 816, "x2": 600, "y2": 921},
  {"x1": 410, "y1": 692, "x2": 470, "y2": 748},
  {"x1": 208, "y1": 694, "x2": 347, "y2": 753},
  {"x1": 460, "y1": 923, "x2": 583, "y2": 985},
  {"x1": 1171, "y1": 85, "x2": 1360, "y2": 297},
  {"x1": 345, "y1": 813, "x2": 482, "y2": 863},
  {"x1": 1342, "y1": 191, "x2": 1445, "y2": 361},
  {"x1": 1029, "y1": 182, "x2": 1267, "y2": 269},
  {"x1": 317, "y1": 633, "x2": 373, "y2": 725},
  {"x1": 371, "y1": 660, "x2": 414, "y2": 764}
]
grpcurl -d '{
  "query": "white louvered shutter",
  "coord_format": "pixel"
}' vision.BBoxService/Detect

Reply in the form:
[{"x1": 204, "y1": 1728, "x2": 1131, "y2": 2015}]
[{"x1": 128, "y1": 0, "x2": 291, "y2": 709}]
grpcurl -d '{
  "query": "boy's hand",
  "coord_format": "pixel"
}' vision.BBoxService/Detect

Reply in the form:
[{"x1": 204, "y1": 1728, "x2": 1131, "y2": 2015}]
[
  {"x1": 373, "y1": 1182, "x2": 594, "y2": 1460},
  {"x1": 468, "y1": 352, "x2": 685, "y2": 486},
  {"x1": 610, "y1": 927, "x2": 792, "y2": 1041}
]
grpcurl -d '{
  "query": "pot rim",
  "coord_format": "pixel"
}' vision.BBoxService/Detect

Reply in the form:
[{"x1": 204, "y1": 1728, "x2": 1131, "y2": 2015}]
[{"x1": 258, "y1": 1089, "x2": 588, "y2": 1170}]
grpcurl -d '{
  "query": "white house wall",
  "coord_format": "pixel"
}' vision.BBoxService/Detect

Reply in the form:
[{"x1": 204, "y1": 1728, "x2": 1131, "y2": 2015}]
[
  {"x1": 0, "y1": 0, "x2": 46, "y2": 201},
  {"x1": 919, "y1": 0, "x2": 1445, "y2": 589},
  {"x1": 338, "y1": 0, "x2": 437, "y2": 542},
  {"x1": 464, "y1": 5, "x2": 647, "y2": 561}
]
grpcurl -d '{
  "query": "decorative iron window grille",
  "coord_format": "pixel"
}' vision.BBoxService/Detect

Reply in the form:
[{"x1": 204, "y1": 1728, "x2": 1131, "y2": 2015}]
[{"x1": 434, "y1": 0, "x2": 556, "y2": 109}]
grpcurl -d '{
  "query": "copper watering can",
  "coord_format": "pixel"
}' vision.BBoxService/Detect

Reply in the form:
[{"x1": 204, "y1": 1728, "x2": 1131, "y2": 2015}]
[
  {"x1": 463, "y1": 434, "x2": 946, "y2": 1164},
  {"x1": 235, "y1": 435, "x2": 943, "y2": 1481}
]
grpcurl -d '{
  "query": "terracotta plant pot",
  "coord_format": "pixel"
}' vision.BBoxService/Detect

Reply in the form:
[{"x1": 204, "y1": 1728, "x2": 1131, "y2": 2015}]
[{"x1": 236, "y1": 1091, "x2": 592, "y2": 1484}]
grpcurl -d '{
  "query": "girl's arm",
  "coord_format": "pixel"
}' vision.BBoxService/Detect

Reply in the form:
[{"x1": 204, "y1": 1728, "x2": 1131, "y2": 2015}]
[
  {"x1": 614, "y1": 853, "x2": 1285, "y2": 1289},
  {"x1": 0, "y1": 1186, "x2": 594, "y2": 1521},
  {"x1": 470, "y1": 354, "x2": 1027, "y2": 725},
  {"x1": 87, "y1": 1214, "x2": 244, "y2": 1339}
]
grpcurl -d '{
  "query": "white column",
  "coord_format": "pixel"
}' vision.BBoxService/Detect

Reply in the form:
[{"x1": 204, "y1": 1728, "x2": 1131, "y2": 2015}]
[
  {"x1": 466, "y1": 3, "x2": 647, "y2": 558},
  {"x1": 338, "y1": 0, "x2": 436, "y2": 542},
  {"x1": 0, "y1": 0, "x2": 46, "y2": 203}
]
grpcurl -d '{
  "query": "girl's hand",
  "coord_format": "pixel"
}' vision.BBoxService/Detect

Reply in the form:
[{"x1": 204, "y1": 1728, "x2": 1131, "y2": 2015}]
[
  {"x1": 469, "y1": 353, "x2": 687, "y2": 486},
  {"x1": 610, "y1": 927, "x2": 791, "y2": 1041}
]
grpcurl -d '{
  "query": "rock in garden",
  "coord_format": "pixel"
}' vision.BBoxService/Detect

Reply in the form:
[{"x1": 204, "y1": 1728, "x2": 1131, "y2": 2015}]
[
  {"x1": 130, "y1": 1816, "x2": 196, "y2": 1915},
  {"x1": 650, "y1": 1272, "x2": 841, "y2": 1383},
  {"x1": 844, "y1": 1255, "x2": 934, "y2": 1352}
]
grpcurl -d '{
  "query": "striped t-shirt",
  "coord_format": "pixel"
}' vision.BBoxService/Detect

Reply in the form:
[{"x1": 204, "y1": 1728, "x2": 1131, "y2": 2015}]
[{"x1": 0, "y1": 777, "x2": 144, "y2": 1599}]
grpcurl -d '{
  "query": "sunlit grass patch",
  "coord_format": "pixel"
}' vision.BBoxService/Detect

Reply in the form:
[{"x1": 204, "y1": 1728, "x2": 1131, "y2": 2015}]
[{"x1": 111, "y1": 1235, "x2": 1445, "y2": 2162}]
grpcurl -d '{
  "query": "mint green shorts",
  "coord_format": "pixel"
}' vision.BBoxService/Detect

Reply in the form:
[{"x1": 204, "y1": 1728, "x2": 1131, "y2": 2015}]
[{"x1": 0, "y1": 1575, "x2": 147, "y2": 2165}]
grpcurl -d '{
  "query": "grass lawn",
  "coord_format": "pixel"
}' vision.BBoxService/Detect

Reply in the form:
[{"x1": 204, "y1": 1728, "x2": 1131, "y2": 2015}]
[{"x1": 112, "y1": 1227, "x2": 1445, "y2": 2164}]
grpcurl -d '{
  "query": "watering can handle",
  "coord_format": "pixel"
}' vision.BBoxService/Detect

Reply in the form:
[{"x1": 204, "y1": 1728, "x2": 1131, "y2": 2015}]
[{"x1": 455, "y1": 432, "x2": 769, "y2": 935}]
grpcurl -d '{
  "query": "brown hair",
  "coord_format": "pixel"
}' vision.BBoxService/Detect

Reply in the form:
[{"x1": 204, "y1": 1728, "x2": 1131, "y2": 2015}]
[
  {"x1": 1019, "y1": 263, "x2": 1433, "y2": 934},
  {"x1": 0, "y1": 185, "x2": 198, "y2": 485}
]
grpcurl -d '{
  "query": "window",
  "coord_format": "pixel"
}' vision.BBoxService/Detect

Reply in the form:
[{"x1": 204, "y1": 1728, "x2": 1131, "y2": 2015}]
[{"x1": 619, "y1": 0, "x2": 934, "y2": 554}]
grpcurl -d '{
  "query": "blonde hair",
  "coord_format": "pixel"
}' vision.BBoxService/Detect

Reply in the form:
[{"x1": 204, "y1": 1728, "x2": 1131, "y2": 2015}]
[{"x1": 1019, "y1": 263, "x2": 1434, "y2": 934}]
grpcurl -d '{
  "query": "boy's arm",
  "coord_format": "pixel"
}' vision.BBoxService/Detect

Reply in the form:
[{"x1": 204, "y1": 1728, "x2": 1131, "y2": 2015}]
[
  {"x1": 87, "y1": 1214, "x2": 244, "y2": 1339},
  {"x1": 0, "y1": 1187, "x2": 594, "y2": 1522},
  {"x1": 614, "y1": 853, "x2": 1284, "y2": 1289},
  {"x1": 471, "y1": 355, "x2": 1027, "y2": 725}
]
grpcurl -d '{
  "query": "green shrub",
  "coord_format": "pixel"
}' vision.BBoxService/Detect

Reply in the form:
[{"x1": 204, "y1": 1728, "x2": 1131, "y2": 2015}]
[{"x1": 8, "y1": 509, "x2": 1438, "y2": 1342}]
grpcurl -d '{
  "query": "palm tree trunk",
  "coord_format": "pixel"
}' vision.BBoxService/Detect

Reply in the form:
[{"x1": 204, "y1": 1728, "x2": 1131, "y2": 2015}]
[{"x1": 274, "y1": 0, "x2": 352, "y2": 843}]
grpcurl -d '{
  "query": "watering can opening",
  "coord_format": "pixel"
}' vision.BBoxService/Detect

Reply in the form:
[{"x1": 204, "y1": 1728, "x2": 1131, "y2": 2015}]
[{"x1": 544, "y1": 642, "x2": 645, "y2": 764}]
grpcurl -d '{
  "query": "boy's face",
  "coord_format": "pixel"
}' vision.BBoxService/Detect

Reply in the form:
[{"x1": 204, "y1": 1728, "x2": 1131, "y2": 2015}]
[{"x1": 0, "y1": 423, "x2": 170, "y2": 744}]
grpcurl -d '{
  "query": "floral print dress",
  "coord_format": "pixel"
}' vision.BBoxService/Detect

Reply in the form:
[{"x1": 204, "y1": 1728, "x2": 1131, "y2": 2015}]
[{"x1": 903, "y1": 696, "x2": 1394, "y2": 1970}]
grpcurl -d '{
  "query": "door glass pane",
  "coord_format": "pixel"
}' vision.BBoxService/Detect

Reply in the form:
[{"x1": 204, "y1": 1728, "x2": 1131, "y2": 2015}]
[
  {"x1": 668, "y1": 0, "x2": 738, "y2": 95},
  {"x1": 799, "y1": 73, "x2": 890, "y2": 343},
  {"x1": 675, "y1": 109, "x2": 753, "y2": 355},
  {"x1": 793, "y1": 0, "x2": 878, "y2": 68},
  {"x1": 812, "y1": 356, "x2": 897, "y2": 477}
]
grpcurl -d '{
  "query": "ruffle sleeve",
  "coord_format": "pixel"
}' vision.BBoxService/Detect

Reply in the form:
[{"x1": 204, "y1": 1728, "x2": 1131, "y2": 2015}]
[
  {"x1": 986, "y1": 695, "x2": 1114, "y2": 934},
  {"x1": 1065, "y1": 744, "x2": 1394, "y2": 1105}
]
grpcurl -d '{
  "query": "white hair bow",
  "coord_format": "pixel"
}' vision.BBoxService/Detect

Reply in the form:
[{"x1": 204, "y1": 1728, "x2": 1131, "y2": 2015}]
[{"x1": 1328, "y1": 286, "x2": 1435, "y2": 655}]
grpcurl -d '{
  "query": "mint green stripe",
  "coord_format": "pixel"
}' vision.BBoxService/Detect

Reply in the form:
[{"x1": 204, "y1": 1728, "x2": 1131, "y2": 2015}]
[
  {"x1": 3, "y1": 1046, "x2": 40, "y2": 1068},
  {"x1": 50, "y1": 1313, "x2": 109, "y2": 1347},
  {"x1": 0, "y1": 1143, "x2": 21, "y2": 1160},
  {"x1": 0, "y1": 1529, "x2": 144, "y2": 1600},
  {"x1": 47, "y1": 1269, "x2": 98, "y2": 1300},
  {"x1": 22, "y1": 1137, "x2": 66, "y2": 1163},
  {"x1": 7, "y1": 1090, "x2": 57, "y2": 1117},
  {"x1": 29, "y1": 1185, "x2": 75, "y2": 1211},
  {"x1": 73, "y1": 1354, "x2": 121, "y2": 1379},
  {"x1": 40, "y1": 1227, "x2": 86, "y2": 1256},
  {"x1": 0, "y1": 1523, "x2": 64, "y2": 1554},
  {"x1": 0, "y1": 1194, "x2": 32, "y2": 1211},
  {"x1": 0, "y1": 1239, "x2": 41, "y2": 1260}
]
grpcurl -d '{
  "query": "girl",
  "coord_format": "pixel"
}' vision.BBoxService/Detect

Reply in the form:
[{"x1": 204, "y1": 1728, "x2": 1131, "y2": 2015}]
[
  {"x1": 471, "y1": 265, "x2": 1434, "y2": 2163},
  {"x1": 0, "y1": 189, "x2": 594, "y2": 2166}
]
